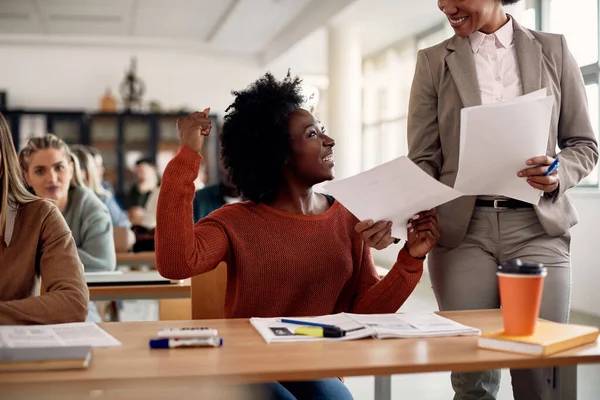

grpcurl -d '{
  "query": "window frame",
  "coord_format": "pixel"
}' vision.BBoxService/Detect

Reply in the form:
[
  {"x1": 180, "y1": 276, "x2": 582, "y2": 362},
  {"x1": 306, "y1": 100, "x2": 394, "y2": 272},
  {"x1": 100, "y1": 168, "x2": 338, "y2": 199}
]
[{"x1": 538, "y1": 0, "x2": 600, "y2": 187}]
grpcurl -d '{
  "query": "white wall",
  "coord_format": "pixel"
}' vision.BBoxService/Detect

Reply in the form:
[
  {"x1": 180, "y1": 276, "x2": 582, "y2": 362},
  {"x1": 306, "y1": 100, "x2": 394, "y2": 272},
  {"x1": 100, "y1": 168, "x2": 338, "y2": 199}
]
[{"x1": 0, "y1": 45, "x2": 263, "y2": 116}]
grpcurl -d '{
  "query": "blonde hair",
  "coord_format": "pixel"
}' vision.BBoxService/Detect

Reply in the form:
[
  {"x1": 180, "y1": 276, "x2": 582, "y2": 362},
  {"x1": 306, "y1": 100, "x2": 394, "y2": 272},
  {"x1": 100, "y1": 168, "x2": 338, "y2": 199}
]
[
  {"x1": 70, "y1": 144, "x2": 109, "y2": 197},
  {"x1": 0, "y1": 112, "x2": 38, "y2": 237},
  {"x1": 18, "y1": 134, "x2": 85, "y2": 189}
]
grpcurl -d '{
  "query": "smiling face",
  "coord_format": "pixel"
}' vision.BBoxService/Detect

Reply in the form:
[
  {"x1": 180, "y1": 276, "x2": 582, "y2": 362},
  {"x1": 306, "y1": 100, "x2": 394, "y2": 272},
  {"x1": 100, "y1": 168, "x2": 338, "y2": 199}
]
[
  {"x1": 438, "y1": 0, "x2": 507, "y2": 37},
  {"x1": 24, "y1": 148, "x2": 73, "y2": 203},
  {"x1": 286, "y1": 108, "x2": 335, "y2": 186}
]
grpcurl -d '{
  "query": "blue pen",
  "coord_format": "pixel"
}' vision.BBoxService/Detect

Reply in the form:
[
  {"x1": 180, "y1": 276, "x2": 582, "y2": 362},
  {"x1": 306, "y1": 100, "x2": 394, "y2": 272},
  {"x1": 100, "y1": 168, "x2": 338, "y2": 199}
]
[
  {"x1": 543, "y1": 158, "x2": 560, "y2": 176},
  {"x1": 279, "y1": 318, "x2": 339, "y2": 329}
]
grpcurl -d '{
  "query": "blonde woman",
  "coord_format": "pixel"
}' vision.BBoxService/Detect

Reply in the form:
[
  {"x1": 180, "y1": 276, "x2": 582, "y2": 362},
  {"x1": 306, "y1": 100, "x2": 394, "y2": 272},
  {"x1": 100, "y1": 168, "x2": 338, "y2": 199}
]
[
  {"x1": 0, "y1": 113, "x2": 88, "y2": 324},
  {"x1": 18, "y1": 135, "x2": 116, "y2": 274},
  {"x1": 71, "y1": 145, "x2": 135, "y2": 252}
]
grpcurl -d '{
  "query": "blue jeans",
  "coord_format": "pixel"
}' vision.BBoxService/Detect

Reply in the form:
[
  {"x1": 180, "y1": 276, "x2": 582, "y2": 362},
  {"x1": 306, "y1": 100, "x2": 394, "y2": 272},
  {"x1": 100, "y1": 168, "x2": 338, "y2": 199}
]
[{"x1": 251, "y1": 379, "x2": 354, "y2": 400}]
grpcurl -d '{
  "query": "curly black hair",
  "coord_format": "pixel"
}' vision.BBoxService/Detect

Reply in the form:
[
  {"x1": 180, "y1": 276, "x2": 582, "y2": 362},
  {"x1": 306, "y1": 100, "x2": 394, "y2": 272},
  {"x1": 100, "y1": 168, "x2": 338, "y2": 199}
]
[
  {"x1": 501, "y1": 0, "x2": 522, "y2": 4},
  {"x1": 221, "y1": 72, "x2": 304, "y2": 203}
]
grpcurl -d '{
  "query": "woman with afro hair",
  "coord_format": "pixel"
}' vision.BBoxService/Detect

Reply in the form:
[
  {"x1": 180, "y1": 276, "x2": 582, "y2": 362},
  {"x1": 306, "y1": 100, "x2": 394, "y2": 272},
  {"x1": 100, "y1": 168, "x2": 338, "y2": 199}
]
[
  {"x1": 395, "y1": 0, "x2": 598, "y2": 399},
  {"x1": 155, "y1": 72, "x2": 440, "y2": 399}
]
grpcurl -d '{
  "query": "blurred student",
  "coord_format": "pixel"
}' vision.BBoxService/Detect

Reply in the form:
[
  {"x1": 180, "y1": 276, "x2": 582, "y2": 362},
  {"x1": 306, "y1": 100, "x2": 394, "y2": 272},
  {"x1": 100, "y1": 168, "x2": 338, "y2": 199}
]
[
  {"x1": 19, "y1": 134, "x2": 116, "y2": 321},
  {"x1": 0, "y1": 113, "x2": 88, "y2": 324},
  {"x1": 155, "y1": 73, "x2": 440, "y2": 399},
  {"x1": 71, "y1": 145, "x2": 135, "y2": 252},
  {"x1": 86, "y1": 146, "x2": 114, "y2": 193},
  {"x1": 127, "y1": 157, "x2": 159, "y2": 225},
  {"x1": 192, "y1": 157, "x2": 241, "y2": 222}
]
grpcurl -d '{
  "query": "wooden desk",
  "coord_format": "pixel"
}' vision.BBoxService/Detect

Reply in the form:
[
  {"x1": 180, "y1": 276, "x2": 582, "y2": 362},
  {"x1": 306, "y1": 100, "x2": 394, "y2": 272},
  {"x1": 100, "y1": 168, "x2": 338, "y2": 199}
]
[
  {"x1": 1, "y1": 310, "x2": 598, "y2": 399},
  {"x1": 88, "y1": 280, "x2": 191, "y2": 321},
  {"x1": 116, "y1": 252, "x2": 155, "y2": 267},
  {"x1": 88, "y1": 280, "x2": 190, "y2": 302}
]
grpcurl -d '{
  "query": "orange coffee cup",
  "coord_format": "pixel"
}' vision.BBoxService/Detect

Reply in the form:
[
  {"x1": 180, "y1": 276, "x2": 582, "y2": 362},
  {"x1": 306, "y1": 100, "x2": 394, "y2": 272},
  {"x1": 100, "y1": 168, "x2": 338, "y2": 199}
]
[{"x1": 497, "y1": 259, "x2": 547, "y2": 336}]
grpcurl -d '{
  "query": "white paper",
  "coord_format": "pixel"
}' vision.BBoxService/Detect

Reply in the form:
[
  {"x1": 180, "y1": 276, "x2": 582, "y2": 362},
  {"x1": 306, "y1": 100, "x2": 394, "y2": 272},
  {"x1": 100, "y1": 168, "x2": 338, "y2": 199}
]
[
  {"x1": 323, "y1": 156, "x2": 461, "y2": 240},
  {"x1": 0, "y1": 323, "x2": 121, "y2": 348},
  {"x1": 250, "y1": 312, "x2": 480, "y2": 343},
  {"x1": 346, "y1": 312, "x2": 481, "y2": 339},
  {"x1": 455, "y1": 89, "x2": 554, "y2": 204}
]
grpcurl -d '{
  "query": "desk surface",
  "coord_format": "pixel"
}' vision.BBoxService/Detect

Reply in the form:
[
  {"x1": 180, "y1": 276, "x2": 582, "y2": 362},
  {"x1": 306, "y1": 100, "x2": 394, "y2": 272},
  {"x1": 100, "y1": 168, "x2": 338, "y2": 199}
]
[
  {"x1": 115, "y1": 252, "x2": 156, "y2": 266},
  {"x1": 1, "y1": 310, "x2": 599, "y2": 392},
  {"x1": 88, "y1": 279, "x2": 190, "y2": 301}
]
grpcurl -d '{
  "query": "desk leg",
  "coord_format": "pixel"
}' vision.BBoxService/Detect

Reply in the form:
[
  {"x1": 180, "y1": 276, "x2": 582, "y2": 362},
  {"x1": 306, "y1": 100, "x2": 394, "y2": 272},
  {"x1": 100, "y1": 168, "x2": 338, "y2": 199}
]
[
  {"x1": 374, "y1": 375, "x2": 392, "y2": 400},
  {"x1": 558, "y1": 366, "x2": 577, "y2": 400}
]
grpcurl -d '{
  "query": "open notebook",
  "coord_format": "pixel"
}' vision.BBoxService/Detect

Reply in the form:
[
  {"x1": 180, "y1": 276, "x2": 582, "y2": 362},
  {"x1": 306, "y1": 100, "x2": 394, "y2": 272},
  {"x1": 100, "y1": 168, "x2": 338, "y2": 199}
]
[{"x1": 250, "y1": 312, "x2": 481, "y2": 343}]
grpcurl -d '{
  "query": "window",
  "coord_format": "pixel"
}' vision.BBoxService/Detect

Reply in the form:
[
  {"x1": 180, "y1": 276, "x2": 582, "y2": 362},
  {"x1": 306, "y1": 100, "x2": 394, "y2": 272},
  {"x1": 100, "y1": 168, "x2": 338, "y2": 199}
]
[
  {"x1": 362, "y1": 41, "x2": 416, "y2": 170},
  {"x1": 546, "y1": 0, "x2": 600, "y2": 186},
  {"x1": 581, "y1": 83, "x2": 599, "y2": 186},
  {"x1": 549, "y1": 0, "x2": 598, "y2": 67}
]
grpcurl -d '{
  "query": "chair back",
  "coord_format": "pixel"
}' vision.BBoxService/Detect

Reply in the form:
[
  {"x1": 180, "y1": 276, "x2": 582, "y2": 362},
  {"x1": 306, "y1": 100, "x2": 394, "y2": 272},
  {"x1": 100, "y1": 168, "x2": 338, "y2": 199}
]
[{"x1": 190, "y1": 262, "x2": 227, "y2": 319}]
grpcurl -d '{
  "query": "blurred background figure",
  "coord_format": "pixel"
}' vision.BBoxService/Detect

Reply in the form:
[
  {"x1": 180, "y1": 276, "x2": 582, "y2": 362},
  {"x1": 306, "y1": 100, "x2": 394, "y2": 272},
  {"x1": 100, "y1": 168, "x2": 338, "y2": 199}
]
[
  {"x1": 127, "y1": 157, "x2": 159, "y2": 226},
  {"x1": 71, "y1": 144, "x2": 135, "y2": 252}
]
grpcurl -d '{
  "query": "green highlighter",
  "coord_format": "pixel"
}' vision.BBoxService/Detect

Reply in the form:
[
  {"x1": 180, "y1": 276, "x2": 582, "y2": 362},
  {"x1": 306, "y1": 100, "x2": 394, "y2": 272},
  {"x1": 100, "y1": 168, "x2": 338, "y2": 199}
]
[{"x1": 295, "y1": 327, "x2": 345, "y2": 338}]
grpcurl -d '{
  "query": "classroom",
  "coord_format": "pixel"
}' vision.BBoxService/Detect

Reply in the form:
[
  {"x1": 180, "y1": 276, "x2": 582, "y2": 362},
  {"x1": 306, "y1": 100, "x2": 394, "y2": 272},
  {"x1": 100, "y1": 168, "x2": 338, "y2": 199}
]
[{"x1": 1, "y1": 0, "x2": 600, "y2": 399}]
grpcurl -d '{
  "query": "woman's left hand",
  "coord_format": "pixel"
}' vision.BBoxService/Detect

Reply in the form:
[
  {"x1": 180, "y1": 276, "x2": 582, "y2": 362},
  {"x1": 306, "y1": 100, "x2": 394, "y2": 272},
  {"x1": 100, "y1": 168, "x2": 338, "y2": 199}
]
[
  {"x1": 518, "y1": 156, "x2": 560, "y2": 193},
  {"x1": 405, "y1": 209, "x2": 440, "y2": 259}
]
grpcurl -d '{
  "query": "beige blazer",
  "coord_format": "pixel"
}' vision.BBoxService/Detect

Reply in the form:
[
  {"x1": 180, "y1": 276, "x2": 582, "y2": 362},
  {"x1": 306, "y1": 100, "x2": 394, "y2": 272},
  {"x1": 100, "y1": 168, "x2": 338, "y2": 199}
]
[{"x1": 408, "y1": 18, "x2": 599, "y2": 249}]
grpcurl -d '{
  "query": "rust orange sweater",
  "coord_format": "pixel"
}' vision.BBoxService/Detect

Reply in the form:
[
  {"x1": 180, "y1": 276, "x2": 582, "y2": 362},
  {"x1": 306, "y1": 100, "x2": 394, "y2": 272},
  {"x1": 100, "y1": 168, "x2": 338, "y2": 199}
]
[{"x1": 156, "y1": 146, "x2": 423, "y2": 318}]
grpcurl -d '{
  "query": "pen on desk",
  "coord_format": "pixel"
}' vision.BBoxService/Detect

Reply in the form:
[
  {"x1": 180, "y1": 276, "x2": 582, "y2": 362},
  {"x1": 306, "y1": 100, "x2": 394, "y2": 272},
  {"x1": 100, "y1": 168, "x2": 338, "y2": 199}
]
[
  {"x1": 543, "y1": 158, "x2": 560, "y2": 176},
  {"x1": 278, "y1": 318, "x2": 339, "y2": 329},
  {"x1": 149, "y1": 337, "x2": 223, "y2": 349}
]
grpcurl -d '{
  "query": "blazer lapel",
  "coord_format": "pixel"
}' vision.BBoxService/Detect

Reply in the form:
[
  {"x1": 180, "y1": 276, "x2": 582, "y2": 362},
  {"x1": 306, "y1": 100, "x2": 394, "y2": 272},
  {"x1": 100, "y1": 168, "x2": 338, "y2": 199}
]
[
  {"x1": 446, "y1": 35, "x2": 481, "y2": 108},
  {"x1": 513, "y1": 19, "x2": 542, "y2": 94}
]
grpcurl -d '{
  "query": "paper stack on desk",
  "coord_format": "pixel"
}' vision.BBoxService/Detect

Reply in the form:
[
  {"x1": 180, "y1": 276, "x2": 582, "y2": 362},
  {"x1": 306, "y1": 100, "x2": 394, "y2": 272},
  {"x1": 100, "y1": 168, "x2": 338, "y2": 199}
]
[{"x1": 251, "y1": 312, "x2": 480, "y2": 343}]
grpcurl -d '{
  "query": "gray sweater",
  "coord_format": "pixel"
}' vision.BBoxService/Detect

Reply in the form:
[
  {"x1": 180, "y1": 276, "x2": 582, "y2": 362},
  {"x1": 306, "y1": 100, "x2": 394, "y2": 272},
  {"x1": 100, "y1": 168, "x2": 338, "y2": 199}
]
[{"x1": 62, "y1": 186, "x2": 116, "y2": 272}]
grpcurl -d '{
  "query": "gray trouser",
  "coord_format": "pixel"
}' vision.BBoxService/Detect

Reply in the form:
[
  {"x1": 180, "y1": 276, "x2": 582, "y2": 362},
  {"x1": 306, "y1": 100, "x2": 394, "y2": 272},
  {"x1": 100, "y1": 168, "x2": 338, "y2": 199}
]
[{"x1": 429, "y1": 208, "x2": 572, "y2": 400}]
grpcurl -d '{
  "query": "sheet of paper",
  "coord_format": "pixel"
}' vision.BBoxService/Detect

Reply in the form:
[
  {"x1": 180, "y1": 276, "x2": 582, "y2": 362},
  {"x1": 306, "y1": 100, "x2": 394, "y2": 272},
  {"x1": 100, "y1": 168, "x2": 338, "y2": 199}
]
[
  {"x1": 323, "y1": 156, "x2": 462, "y2": 240},
  {"x1": 346, "y1": 313, "x2": 480, "y2": 338},
  {"x1": 0, "y1": 323, "x2": 121, "y2": 348},
  {"x1": 455, "y1": 90, "x2": 554, "y2": 204}
]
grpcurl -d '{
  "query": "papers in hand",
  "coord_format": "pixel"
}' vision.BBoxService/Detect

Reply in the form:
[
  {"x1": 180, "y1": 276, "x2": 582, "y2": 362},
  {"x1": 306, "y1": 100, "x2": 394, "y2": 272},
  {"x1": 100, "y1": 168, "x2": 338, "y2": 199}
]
[
  {"x1": 250, "y1": 312, "x2": 480, "y2": 343},
  {"x1": 323, "y1": 157, "x2": 461, "y2": 240},
  {"x1": 454, "y1": 88, "x2": 554, "y2": 204},
  {"x1": 0, "y1": 322, "x2": 121, "y2": 348}
]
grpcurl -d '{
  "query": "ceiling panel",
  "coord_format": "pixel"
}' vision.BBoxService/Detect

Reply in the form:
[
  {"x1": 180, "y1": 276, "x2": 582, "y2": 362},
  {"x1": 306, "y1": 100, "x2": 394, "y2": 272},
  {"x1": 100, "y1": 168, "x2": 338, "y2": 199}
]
[
  {"x1": 211, "y1": 0, "x2": 313, "y2": 54},
  {"x1": 37, "y1": 0, "x2": 133, "y2": 36},
  {"x1": 133, "y1": 0, "x2": 236, "y2": 41},
  {"x1": 0, "y1": 0, "x2": 42, "y2": 34}
]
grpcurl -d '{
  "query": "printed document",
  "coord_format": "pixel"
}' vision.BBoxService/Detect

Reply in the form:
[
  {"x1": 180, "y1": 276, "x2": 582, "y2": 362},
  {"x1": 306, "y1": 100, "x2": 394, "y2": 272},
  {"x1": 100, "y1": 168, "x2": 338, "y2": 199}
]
[
  {"x1": 0, "y1": 323, "x2": 121, "y2": 348},
  {"x1": 250, "y1": 312, "x2": 480, "y2": 343},
  {"x1": 454, "y1": 89, "x2": 554, "y2": 204},
  {"x1": 323, "y1": 156, "x2": 461, "y2": 240}
]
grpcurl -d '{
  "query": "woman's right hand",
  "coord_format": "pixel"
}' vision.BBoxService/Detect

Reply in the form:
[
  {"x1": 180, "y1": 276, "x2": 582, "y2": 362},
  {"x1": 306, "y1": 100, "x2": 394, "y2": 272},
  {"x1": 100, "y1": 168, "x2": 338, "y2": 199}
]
[
  {"x1": 355, "y1": 220, "x2": 396, "y2": 250},
  {"x1": 177, "y1": 108, "x2": 211, "y2": 153}
]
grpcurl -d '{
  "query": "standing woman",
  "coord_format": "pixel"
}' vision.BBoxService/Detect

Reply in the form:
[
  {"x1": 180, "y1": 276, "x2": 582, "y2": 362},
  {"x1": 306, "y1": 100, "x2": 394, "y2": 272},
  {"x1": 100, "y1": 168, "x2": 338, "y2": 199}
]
[
  {"x1": 0, "y1": 114, "x2": 88, "y2": 324},
  {"x1": 406, "y1": 0, "x2": 598, "y2": 399}
]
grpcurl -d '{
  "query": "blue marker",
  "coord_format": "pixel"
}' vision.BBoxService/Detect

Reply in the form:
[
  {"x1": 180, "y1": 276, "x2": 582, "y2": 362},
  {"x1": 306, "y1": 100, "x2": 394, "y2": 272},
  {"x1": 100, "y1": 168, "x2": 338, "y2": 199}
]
[
  {"x1": 543, "y1": 158, "x2": 560, "y2": 176},
  {"x1": 149, "y1": 337, "x2": 223, "y2": 349}
]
